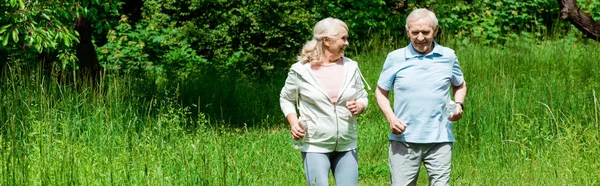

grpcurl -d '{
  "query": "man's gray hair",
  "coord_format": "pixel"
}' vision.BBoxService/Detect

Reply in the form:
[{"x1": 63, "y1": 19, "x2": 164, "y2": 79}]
[{"x1": 405, "y1": 8, "x2": 438, "y2": 30}]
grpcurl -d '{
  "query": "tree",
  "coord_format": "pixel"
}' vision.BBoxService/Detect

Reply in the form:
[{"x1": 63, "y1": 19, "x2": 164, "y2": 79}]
[
  {"x1": 0, "y1": 0, "x2": 121, "y2": 80},
  {"x1": 75, "y1": 17, "x2": 101, "y2": 80},
  {"x1": 558, "y1": 0, "x2": 600, "y2": 41}
]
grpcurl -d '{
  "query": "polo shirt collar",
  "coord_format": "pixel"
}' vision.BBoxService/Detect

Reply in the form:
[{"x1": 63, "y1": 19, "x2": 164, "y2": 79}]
[{"x1": 406, "y1": 41, "x2": 443, "y2": 59}]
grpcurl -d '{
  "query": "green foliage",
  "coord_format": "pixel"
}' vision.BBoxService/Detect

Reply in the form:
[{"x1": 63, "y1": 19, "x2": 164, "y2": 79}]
[
  {"x1": 0, "y1": 0, "x2": 76, "y2": 52},
  {"x1": 428, "y1": 0, "x2": 600, "y2": 44},
  {"x1": 0, "y1": 0, "x2": 77, "y2": 68},
  {"x1": 579, "y1": 0, "x2": 600, "y2": 21},
  {"x1": 182, "y1": 0, "x2": 313, "y2": 78},
  {"x1": 116, "y1": 0, "x2": 406, "y2": 79},
  {"x1": 76, "y1": 0, "x2": 122, "y2": 35},
  {"x1": 424, "y1": 0, "x2": 559, "y2": 44},
  {"x1": 107, "y1": 0, "x2": 314, "y2": 79},
  {"x1": 97, "y1": 0, "x2": 311, "y2": 87},
  {"x1": 109, "y1": 0, "x2": 600, "y2": 80},
  {"x1": 0, "y1": 0, "x2": 121, "y2": 68},
  {"x1": 310, "y1": 0, "x2": 405, "y2": 48},
  {"x1": 97, "y1": 14, "x2": 207, "y2": 87},
  {"x1": 3, "y1": 0, "x2": 600, "y2": 78}
]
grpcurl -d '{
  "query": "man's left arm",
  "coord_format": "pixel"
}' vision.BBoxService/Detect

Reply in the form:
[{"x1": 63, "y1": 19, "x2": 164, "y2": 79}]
[{"x1": 449, "y1": 81, "x2": 467, "y2": 121}]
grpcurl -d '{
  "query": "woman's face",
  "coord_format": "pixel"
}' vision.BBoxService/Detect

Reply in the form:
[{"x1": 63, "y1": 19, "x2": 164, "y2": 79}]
[{"x1": 324, "y1": 25, "x2": 349, "y2": 59}]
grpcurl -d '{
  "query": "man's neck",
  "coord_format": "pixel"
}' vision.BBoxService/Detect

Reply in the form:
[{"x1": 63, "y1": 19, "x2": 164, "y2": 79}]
[{"x1": 415, "y1": 44, "x2": 434, "y2": 55}]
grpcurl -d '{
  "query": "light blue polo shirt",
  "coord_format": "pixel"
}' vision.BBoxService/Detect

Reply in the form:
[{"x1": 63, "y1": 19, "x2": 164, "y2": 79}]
[{"x1": 377, "y1": 42, "x2": 464, "y2": 143}]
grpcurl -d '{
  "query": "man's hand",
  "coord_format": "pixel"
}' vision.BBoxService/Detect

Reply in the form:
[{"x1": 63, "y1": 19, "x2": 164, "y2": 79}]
[
  {"x1": 388, "y1": 117, "x2": 407, "y2": 135},
  {"x1": 450, "y1": 82, "x2": 466, "y2": 122},
  {"x1": 448, "y1": 104, "x2": 463, "y2": 121}
]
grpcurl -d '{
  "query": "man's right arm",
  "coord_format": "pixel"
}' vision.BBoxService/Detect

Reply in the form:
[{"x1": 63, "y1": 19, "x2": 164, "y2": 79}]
[{"x1": 375, "y1": 86, "x2": 406, "y2": 134}]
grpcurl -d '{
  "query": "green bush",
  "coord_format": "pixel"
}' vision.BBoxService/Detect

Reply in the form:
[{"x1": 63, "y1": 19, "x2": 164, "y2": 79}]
[
  {"x1": 181, "y1": 0, "x2": 314, "y2": 79},
  {"x1": 309, "y1": 0, "x2": 405, "y2": 49},
  {"x1": 428, "y1": 0, "x2": 560, "y2": 44},
  {"x1": 97, "y1": 8, "x2": 207, "y2": 87}
]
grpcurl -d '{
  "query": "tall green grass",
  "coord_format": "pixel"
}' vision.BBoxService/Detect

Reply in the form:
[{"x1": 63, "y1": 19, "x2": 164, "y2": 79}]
[
  {"x1": 448, "y1": 39, "x2": 600, "y2": 185},
  {"x1": 1, "y1": 39, "x2": 599, "y2": 185}
]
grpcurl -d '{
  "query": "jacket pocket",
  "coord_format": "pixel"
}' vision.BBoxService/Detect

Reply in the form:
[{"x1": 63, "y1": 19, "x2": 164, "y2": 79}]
[
  {"x1": 305, "y1": 117, "x2": 336, "y2": 143},
  {"x1": 337, "y1": 116, "x2": 358, "y2": 144}
]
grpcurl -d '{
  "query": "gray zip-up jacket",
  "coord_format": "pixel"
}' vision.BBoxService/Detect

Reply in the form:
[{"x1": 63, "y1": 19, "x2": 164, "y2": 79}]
[{"x1": 280, "y1": 57, "x2": 369, "y2": 152}]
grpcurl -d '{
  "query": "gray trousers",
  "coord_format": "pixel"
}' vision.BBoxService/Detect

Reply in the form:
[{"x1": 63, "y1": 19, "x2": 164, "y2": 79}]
[
  {"x1": 389, "y1": 141, "x2": 452, "y2": 186},
  {"x1": 302, "y1": 149, "x2": 358, "y2": 186}
]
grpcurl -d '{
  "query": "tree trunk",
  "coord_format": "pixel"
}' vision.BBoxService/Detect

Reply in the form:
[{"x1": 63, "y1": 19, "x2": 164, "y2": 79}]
[
  {"x1": 558, "y1": 0, "x2": 600, "y2": 41},
  {"x1": 74, "y1": 17, "x2": 102, "y2": 83}
]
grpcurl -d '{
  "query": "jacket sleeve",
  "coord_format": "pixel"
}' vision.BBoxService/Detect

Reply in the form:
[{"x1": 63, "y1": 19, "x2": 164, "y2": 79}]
[
  {"x1": 280, "y1": 70, "x2": 299, "y2": 117},
  {"x1": 354, "y1": 68, "x2": 369, "y2": 110}
]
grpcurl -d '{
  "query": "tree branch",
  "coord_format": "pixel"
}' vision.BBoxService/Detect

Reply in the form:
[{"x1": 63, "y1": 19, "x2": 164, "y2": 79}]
[{"x1": 558, "y1": 0, "x2": 600, "y2": 41}]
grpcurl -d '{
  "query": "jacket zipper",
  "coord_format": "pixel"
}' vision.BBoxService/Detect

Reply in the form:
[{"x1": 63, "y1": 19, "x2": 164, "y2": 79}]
[
  {"x1": 332, "y1": 66, "x2": 358, "y2": 151},
  {"x1": 334, "y1": 103, "x2": 339, "y2": 150}
]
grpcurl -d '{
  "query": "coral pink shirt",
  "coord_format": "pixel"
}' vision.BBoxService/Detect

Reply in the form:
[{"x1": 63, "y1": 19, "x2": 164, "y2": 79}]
[{"x1": 311, "y1": 60, "x2": 345, "y2": 104}]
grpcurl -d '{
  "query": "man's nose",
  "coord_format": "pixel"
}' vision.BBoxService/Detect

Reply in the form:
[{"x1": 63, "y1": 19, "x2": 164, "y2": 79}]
[{"x1": 417, "y1": 33, "x2": 425, "y2": 41}]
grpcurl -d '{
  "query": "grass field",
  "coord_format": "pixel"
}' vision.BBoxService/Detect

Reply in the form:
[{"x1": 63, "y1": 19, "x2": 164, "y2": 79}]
[{"x1": 1, "y1": 39, "x2": 599, "y2": 185}]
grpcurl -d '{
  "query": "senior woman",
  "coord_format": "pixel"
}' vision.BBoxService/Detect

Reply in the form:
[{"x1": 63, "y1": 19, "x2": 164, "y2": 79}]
[{"x1": 279, "y1": 17, "x2": 370, "y2": 186}]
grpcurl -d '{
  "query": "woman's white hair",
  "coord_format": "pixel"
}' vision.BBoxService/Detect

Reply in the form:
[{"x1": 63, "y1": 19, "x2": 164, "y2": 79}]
[
  {"x1": 405, "y1": 8, "x2": 438, "y2": 30},
  {"x1": 297, "y1": 18, "x2": 348, "y2": 64}
]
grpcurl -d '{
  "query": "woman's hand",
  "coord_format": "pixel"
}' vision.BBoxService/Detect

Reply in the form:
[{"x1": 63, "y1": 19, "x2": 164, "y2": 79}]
[
  {"x1": 290, "y1": 121, "x2": 305, "y2": 140},
  {"x1": 346, "y1": 101, "x2": 365, "y2": 115}
]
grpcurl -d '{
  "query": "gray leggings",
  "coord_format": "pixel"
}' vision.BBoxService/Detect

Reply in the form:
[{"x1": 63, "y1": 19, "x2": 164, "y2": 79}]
[{"x1": 301, "y1": 149, "x2": 358, "y2": 186}]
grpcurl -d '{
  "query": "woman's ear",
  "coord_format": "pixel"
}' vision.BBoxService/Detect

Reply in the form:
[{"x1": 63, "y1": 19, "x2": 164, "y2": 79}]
[{"x1": 323, "y1": 36, "x2": 330, "y2": 46}]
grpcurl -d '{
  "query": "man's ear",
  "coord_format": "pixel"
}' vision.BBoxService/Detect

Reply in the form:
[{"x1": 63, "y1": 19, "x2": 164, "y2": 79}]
[{"x1": 433, "y1": 25, "x2": 439, "y2": 36}]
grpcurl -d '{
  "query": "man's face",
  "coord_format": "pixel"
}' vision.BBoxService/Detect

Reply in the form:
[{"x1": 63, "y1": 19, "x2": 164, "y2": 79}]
[{"x1": 406, "y1": 18, "x2": 438, "y2": 55}]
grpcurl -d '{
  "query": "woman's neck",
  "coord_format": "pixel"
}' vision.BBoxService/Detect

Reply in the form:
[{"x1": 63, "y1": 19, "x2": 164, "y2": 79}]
[{"x1": 322, "y1": 52, "x2": 342, "y2": 64}]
